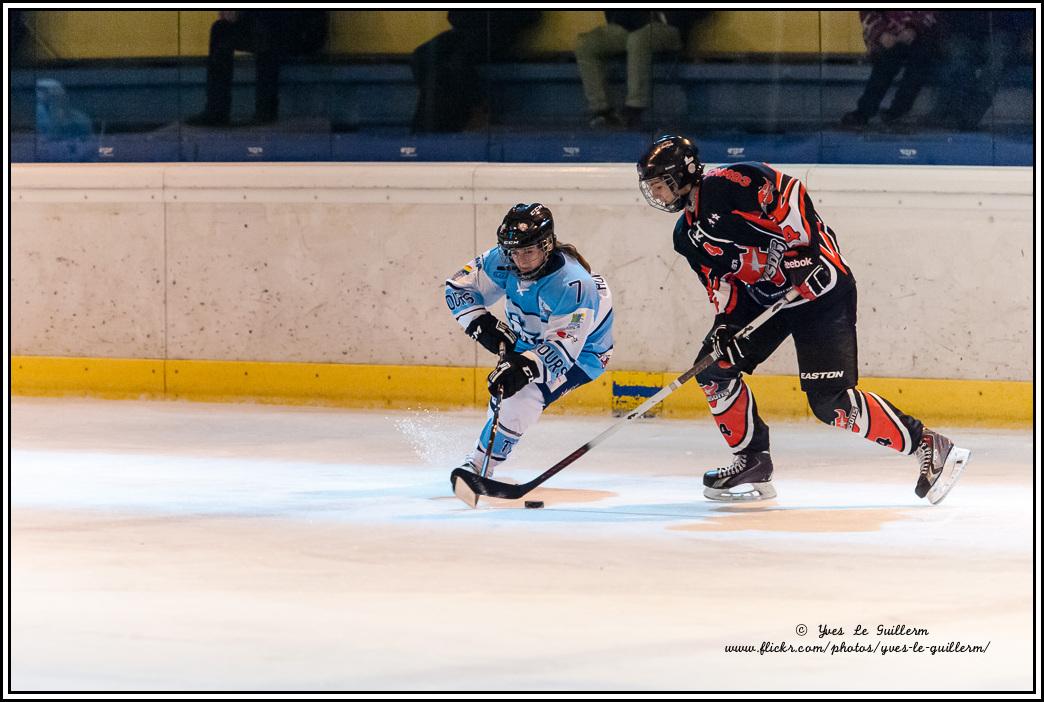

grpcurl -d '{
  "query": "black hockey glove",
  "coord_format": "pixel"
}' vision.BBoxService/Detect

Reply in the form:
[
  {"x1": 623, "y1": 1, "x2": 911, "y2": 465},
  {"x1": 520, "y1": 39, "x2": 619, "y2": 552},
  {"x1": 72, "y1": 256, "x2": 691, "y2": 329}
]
[
  {"x1": 708, "y1": 323, "x2": 750, "y2": 367},
  {"x1": 487, "y1": 352, "x2": 539, "y2": 399},
  {"x1": 782, "y1": 250, "x2": 831, "y2": 301},
  {"x1": 466, "y1": 312, "x2": 517, "y2": 356}
]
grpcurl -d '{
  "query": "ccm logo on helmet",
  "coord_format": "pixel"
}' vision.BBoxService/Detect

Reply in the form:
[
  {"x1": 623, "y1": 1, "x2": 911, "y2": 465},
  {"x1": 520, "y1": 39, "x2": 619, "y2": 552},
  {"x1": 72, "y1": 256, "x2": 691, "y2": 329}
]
[
  {"x1": 783, "y1": 257, "x2": 814, "y2": 269},
  {"x1": 800, "y1": 371, "x2": 845, "y2": 380}
]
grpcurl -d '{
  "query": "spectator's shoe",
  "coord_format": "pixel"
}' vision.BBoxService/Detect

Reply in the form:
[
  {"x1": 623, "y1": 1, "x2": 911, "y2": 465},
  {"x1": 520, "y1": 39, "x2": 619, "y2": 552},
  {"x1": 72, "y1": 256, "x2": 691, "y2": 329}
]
[
  {"x1": 840, "y1": 110, "x2": 870, "y2": 128},
  {"x1": 589, "y1": 109, "x2": 623, "y2": 129},
  {"x1": 184, "y1": 111, "x2": 230, "y2": 127}
]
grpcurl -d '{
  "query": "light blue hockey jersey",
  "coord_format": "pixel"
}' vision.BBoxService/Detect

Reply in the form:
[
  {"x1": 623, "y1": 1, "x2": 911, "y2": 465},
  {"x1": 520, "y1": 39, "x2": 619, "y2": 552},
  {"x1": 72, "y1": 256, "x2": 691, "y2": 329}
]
[{"x1": 445, "y1": 246, "x2": 614, "y2": 391}]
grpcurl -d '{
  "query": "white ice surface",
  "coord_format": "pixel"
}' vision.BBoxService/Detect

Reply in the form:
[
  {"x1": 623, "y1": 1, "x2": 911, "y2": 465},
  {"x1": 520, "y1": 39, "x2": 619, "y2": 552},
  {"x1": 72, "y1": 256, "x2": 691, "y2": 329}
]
[{"x1": 9, "y1": 397, "x2": 1038, "y2": 692}]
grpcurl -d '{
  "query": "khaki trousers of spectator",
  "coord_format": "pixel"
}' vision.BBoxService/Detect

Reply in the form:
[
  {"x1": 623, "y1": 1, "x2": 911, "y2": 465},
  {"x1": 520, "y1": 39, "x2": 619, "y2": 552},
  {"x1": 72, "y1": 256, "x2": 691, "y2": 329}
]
[{"x1": 575, "y1": 21, "x2": 683, "y2": 112}]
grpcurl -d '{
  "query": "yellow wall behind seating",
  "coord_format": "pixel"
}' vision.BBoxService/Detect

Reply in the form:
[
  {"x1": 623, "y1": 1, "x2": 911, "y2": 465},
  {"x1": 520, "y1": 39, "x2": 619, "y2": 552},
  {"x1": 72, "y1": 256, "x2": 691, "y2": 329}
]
[{"x1": 23, "y1": 10, "x2": 865, "y2": 60}]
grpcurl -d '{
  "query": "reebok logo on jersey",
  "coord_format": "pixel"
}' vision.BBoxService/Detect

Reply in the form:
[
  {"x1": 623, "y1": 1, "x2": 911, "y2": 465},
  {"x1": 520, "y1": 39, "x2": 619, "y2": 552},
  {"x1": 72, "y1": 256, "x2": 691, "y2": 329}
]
[
  {"x1": 801, "y1": 371, "x2": 845, "y2": 380},
  {"x1": 783, "y1": 257, "x2": 814, "y2": 269}
]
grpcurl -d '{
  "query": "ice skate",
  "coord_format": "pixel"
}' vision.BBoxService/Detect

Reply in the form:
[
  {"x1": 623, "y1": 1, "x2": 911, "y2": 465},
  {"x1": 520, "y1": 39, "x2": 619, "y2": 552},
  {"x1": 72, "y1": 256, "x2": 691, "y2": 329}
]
[
  {"x1": 459, "y1": 456, "x2": 517, "y2": 485},
  {"x1": 457, "y1": 459, "x2": 479, "y2": 475},
  {"x1": 703, "y1": 451, "x2": 777, "y2": 502},
  {"x1": 915, "y1": 429, "x2": 971, "y2": 505}
]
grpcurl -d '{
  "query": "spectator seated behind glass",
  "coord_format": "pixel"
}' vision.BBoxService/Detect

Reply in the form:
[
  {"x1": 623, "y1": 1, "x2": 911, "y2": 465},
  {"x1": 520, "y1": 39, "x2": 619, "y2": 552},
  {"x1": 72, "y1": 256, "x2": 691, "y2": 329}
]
[
  {"x1": 841, "y1": 11, "x2": 937, "y2": 129},
  {"x1": 576, "y1": 11, "x2": 706, "y2": 130},
  {"x1": 185, "y1": 10, "x2": 327, "y2": 127},
  {"x1": 410, "y1": 10, "x2": 541, "y2": 133},
  {"x1": 36, "y1": 79, "x2": 92, "y2": 140}
]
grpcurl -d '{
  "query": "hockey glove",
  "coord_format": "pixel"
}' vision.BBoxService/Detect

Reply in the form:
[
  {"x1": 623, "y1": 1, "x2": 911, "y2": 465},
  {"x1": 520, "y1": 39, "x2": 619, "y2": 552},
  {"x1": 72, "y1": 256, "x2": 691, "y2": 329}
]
[
  {"x1": 708, "y1": 323, "x2": 750, "y2": 367},
  {"x1": 487, "y1": 352, "x2": 539, "y2": 399},
  {"x1": 466, "y1": 312, "x2": 517, "y2": 356},
  {"x1": 783, "y1": 250, "x2": 831, "y2": 301}
]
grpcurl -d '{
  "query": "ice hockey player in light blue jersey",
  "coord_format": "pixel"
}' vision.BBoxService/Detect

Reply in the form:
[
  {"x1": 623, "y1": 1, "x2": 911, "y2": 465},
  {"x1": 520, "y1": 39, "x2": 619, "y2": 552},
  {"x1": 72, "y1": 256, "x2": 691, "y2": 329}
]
[{"x1": 445, "y1": 203, "x2": 614, "y2": 478}]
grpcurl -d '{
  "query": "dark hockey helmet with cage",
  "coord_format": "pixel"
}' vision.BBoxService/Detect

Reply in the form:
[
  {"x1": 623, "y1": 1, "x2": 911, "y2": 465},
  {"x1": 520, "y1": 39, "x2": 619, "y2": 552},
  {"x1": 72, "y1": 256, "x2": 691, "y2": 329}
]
[
  {"x1": 637, "y1": 134, "x2": 704, "y2": 213},
  {"x1": 497, "y1": 203, "x2": 557, "y2": 280}
]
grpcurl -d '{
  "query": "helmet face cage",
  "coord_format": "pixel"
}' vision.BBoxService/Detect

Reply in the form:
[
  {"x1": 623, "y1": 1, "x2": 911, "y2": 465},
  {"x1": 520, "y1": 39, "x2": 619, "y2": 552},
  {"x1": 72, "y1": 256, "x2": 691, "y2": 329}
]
[
  {"x1": 639, "y1": 172, "x2": 686, "y2": 213},
  {"x1": 497, "y1": 203, "x2": 557, "y2": 280},
  {"x1": 637, "y1": 135, "x2": 703, "y2": 213}
]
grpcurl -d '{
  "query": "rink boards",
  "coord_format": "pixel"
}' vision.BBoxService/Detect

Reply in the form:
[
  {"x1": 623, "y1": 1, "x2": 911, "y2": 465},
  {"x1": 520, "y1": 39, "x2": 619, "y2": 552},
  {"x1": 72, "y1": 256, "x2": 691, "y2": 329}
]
[{"x1": 11, "y1": 162, "x2": 1034, "y2": 427}]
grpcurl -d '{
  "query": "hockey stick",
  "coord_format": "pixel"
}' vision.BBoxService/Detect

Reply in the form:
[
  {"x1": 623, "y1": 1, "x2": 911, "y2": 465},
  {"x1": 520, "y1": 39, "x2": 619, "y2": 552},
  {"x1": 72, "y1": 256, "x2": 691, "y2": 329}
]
[
  {"x1": 451, "y1": 288, "x2": 802, "y2": 507},
  {"x1": 478, "y1": 343, "x2": 508, "y2": 478}
]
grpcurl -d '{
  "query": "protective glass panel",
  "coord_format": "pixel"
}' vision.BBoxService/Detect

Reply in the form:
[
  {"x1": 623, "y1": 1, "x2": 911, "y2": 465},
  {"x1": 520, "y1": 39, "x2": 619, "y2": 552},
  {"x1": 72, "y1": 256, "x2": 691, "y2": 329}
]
[{"x1": 9, "y1": 9, "x2": 1033, "y2": 166}]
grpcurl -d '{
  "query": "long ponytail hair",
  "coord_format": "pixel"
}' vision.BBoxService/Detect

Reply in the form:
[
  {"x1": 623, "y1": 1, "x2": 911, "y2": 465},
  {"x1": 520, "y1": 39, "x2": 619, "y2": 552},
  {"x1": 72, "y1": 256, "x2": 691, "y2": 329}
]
[{"x1": 556, "y1": 242, "x2": 592, "y2": 273}]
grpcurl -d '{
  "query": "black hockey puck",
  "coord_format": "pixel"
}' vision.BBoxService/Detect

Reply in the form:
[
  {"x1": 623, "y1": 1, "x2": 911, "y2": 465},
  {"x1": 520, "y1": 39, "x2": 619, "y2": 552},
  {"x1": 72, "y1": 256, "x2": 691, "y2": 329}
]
[{"x1": 524, "y1": 500, "x2": 544, "y2": 509}]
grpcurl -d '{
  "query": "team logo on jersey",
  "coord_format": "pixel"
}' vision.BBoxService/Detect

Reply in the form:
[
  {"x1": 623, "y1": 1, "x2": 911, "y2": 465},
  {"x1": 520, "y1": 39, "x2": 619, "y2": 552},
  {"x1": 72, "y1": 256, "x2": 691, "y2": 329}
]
[
  {"x1": 737, "y1": 245, "x2": 787, "y2": 286},
  {"x1": 758, "y1": 178, "x2": 775, "y2": 212},
  {"x1": 781, "y1": 226, "x2": 804, "y2": 245},
  {"x1": 703, "y1": 242, "x2": 724, "y2": 256}
]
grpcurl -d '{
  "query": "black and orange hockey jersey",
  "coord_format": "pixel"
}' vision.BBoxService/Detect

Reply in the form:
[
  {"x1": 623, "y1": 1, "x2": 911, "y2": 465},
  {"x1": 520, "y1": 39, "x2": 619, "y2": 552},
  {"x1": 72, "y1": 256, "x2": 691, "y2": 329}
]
[{"x1": 672, "y1": 162, "x2": 854, "y2": 319}]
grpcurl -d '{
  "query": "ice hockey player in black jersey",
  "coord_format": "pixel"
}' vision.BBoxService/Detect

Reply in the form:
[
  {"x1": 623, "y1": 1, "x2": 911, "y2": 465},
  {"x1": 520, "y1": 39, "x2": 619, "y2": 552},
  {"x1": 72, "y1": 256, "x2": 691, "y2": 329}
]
[{"x1": 636, "y1": 134, "x2": 971, "y2": 503}]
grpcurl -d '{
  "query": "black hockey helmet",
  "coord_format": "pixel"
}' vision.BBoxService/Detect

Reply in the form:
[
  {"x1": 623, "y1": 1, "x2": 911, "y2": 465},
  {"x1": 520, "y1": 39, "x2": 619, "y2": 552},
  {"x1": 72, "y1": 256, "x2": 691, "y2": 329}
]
[
  {"x1": 637, "y1": 134, "x2": 704, "y2": 213},
  {"x1": 497, "y1": 203, "x2": 556, "y2": 280}
]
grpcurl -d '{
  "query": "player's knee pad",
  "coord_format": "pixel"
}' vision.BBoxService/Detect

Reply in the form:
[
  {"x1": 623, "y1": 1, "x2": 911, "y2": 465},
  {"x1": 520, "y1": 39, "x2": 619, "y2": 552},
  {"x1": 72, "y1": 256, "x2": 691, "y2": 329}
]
[{"x1": 806, "y1": 387, "x2": 853, "y2": 426}]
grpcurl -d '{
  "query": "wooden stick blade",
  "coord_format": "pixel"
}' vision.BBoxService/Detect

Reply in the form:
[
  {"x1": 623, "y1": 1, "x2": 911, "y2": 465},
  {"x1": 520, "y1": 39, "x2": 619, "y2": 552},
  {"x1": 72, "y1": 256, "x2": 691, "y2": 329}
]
[
  {"x1": 451, "y1": 469, "x2": 480, "y2": 508},
  {"x1": 451, "y1": 467, "x2": 528, "y2": 501}
]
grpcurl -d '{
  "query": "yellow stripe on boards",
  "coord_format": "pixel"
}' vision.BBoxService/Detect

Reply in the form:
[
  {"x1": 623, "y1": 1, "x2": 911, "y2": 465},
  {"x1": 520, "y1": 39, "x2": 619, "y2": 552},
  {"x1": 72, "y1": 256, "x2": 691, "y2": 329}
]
[
  {"x1": 165, "y1": 360, "x2": 474, "y2": 409},
  {"x1": 11, "y1": 356, "x2": 1031, "y2": 427},
  {"x1": 11, "y1": 356, "x2": 164, "y2": 399}
]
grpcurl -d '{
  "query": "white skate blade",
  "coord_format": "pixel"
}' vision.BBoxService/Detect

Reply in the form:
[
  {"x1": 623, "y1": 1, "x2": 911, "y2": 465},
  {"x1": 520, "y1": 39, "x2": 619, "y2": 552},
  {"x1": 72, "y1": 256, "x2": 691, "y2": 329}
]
[
  {"x1": 927, "y1": 447, "x2": 971, "y2": 505},
  {"x1": 704, "y1": 481, "x2": 778, "y2": 502},
  {"x1": 452, "y1": 475, "x2": 480, "y2": 508}
]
